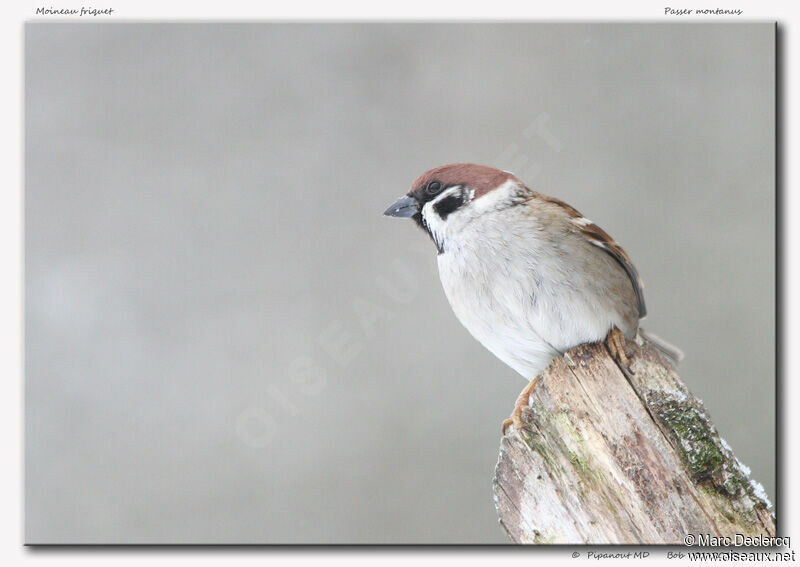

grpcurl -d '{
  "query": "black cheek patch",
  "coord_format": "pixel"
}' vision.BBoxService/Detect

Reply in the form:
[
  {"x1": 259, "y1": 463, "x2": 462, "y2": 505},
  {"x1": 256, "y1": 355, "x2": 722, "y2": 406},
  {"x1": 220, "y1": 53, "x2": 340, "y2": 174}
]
[{"x1": 433, "y1": 193, "x2": 465, "y2": 220}]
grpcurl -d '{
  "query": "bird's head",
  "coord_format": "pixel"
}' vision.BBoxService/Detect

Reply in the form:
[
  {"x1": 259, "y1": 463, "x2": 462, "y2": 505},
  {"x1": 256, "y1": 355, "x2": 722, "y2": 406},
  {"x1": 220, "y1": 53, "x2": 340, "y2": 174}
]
[{"x1": 384, "y1": 163, "x2": 530, "y2": 253}]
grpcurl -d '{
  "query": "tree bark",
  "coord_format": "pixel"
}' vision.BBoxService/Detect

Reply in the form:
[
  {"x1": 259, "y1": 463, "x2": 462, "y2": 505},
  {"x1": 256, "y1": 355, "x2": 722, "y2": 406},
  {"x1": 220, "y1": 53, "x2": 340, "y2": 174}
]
[{"x1": 492, "y1": 333, "x2": 775, "y2": 544}]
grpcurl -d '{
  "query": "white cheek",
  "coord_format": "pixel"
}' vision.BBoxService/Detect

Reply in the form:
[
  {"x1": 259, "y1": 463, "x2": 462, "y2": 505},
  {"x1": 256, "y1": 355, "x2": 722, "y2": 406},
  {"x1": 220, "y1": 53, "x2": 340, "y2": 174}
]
[
  {"x1": 421, "y1": 201, "x2": 447, "y2": 248},
  {"x1": 420, "y1": 186, "x2": 469, "y2": 248}
]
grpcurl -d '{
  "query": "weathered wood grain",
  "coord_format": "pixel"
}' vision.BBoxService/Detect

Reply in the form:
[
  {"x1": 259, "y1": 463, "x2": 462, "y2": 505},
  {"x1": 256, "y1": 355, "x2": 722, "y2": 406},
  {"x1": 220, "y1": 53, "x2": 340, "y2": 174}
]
[{"x1": 493, "y1": 334, "x2": 775, "y2": 544}]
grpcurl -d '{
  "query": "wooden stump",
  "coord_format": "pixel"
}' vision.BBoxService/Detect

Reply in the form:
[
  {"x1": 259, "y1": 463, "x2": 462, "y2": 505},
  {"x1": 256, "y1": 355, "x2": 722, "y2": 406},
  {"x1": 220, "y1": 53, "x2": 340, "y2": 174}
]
[{"x1": 492, "y1": 333, "x2": 775, "y2": 544}]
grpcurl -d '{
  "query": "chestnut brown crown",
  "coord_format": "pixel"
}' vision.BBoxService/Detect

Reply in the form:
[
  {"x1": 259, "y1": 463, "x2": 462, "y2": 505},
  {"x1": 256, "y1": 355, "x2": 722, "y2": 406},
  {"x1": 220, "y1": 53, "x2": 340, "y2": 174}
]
[{"x1": 409, "y1": 163, "x2": 519, "y2": 201}]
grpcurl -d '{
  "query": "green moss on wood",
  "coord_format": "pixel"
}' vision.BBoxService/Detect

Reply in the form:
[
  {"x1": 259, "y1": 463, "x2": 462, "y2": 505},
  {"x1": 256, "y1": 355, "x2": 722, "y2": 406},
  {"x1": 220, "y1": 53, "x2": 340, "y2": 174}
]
[
  {"x1": 649, "y1": 392, "x2": 748, "y2": 498},
  {"x1": 520, "y1": 399, "x2": 603, "y2": 497}
]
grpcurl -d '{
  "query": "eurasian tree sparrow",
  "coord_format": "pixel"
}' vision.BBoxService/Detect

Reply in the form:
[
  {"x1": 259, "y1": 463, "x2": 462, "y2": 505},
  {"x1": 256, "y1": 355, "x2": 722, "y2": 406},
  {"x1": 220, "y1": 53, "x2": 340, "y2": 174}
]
[{"x1": 384, "y1": 163, "x2": 667, "y2": 432}]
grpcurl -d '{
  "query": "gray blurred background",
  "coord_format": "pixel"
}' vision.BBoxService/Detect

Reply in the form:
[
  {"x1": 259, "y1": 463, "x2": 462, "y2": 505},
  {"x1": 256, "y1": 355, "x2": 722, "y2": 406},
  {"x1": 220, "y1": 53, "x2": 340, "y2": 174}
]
[{"x1": 25, "y1": 23, "x2": 775, "y2": 543}]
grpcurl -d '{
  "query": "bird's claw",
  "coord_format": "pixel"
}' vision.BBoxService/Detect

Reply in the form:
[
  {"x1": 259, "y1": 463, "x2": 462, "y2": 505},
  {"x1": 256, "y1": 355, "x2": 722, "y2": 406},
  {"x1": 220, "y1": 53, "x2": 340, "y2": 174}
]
[
  {"x1": 501, "y1": 415, "x2": 523, "y2": 435},
  {"x1": 606, "y1": 326, "x2": 632, "y2": 372},
  {"x1": 501, "y1": 375, "x2": 541, "y2": 435}
]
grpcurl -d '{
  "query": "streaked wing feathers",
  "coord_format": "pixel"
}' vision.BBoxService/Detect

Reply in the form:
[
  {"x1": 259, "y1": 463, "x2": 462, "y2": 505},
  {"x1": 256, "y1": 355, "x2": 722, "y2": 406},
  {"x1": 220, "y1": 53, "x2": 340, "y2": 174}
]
[{"x1": 539, "y1": 194, "x2": 647, "y2": 318}]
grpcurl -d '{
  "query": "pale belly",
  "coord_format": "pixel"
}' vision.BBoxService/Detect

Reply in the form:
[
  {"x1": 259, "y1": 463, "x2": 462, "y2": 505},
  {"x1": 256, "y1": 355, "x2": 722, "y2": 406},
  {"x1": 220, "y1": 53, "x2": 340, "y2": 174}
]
[{"x1": 436, "y1": 246, "x2": 619, "y2": 381}]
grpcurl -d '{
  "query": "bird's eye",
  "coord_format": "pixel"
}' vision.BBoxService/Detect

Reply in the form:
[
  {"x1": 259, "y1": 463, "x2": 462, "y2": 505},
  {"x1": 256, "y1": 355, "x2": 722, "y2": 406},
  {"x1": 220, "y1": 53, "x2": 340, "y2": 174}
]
[{"x1": 426, "y1": 180, "x2": 442, "y2": 195}]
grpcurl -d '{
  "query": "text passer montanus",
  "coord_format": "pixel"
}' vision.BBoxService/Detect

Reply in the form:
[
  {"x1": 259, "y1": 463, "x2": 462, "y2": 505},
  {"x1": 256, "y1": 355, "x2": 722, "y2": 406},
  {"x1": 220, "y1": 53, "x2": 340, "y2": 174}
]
[{"x1": 384, "y1": 163, "x2": 680, "y2": 433}]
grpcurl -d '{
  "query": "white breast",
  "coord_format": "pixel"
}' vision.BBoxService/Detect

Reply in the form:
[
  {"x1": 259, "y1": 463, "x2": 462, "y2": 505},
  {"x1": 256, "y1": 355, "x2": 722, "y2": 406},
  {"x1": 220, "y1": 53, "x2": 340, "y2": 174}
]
[{"x1": 434, "y1": 203, "x2": 624, "y2": 382}]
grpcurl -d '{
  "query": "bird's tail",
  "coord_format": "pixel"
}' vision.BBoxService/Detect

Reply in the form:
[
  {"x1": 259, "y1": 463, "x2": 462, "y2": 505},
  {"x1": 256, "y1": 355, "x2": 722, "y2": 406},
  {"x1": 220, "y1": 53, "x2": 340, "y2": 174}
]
[{"x1": 638, "y1": 328, "x2": 684, "y2": 366}]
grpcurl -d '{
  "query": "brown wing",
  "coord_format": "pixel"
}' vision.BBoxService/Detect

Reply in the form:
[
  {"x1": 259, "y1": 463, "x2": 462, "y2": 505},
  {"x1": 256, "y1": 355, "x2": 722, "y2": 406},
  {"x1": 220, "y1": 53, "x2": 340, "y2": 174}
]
[{"x1": 539, "y1": 194, "x2": 647, "y2": 318}]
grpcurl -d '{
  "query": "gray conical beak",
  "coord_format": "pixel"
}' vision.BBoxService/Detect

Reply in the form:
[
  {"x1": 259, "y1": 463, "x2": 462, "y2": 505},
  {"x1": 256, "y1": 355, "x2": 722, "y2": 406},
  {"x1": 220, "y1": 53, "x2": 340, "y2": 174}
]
[{"x1": 383, "y1": 195, "x2": 419, "y2": 218}]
